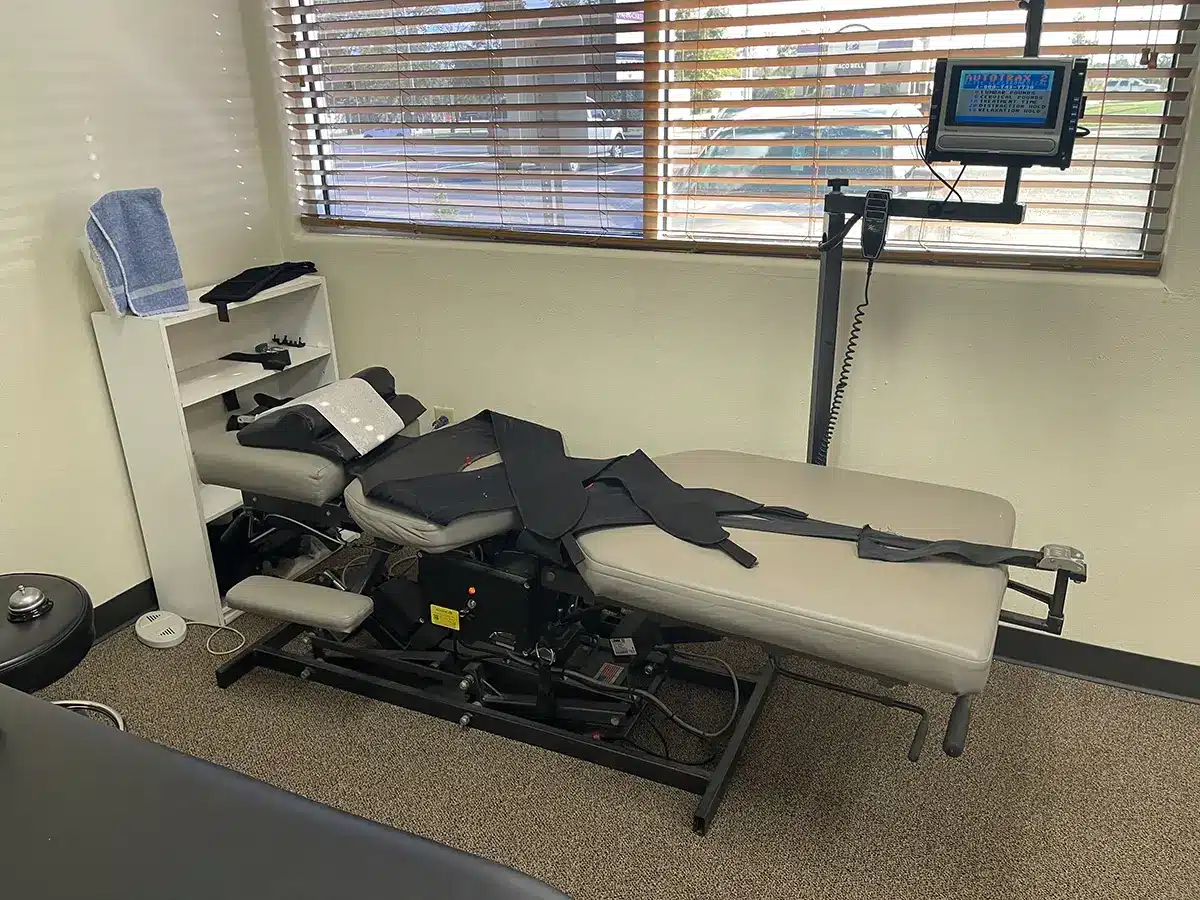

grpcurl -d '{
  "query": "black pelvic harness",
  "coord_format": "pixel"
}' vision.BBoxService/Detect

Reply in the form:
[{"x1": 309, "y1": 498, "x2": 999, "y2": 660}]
[
  {"x1": 200, "y1": 261, "x2": 318, "y2": 322},
  {"x1": 355, "y1": 410, "x2": 1051, "y2": 573}
]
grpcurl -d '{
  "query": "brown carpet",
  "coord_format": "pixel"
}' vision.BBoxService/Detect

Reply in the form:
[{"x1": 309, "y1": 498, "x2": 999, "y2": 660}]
[{"x1": 42, "y1": 614, "x2": 1200, "y2": 900}]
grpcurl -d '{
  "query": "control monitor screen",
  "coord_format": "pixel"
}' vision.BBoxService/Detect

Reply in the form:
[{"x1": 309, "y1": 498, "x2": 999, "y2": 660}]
[{"x1": 949, "y1": 68, "x2": 1058, "y2": 128}]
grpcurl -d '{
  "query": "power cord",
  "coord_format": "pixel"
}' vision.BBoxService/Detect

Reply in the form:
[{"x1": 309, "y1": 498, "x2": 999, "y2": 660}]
[
  {"x1": 818, "y1": 212, "x2": 862, "y2": 251},
  {"x1": 915, "y1": 126, "x2": 965, "y2": 204},
  {"x1": 333, "y1": 551, "x2": 374, "y2": 587},
  {"x1": 265, "y1": 515, "x2": 347, "y2": 548},
  {"x1": 944, "y1": 164, "x2": 966, "y2": 203},
  {"x1": 388, "y1": 553, "x2": 418, "y2": 578},
  {"x1": 624, "y1": 715, "x2": 727, "y2": 768},
  {"x1": 461, "y1": 640, "x2": 740, "y2": 758},
  {"x1": 820, "y1": 259, "x2": 875, "y2": 464},
  {"x1": 562, "y1": 647, "x2": 740, "y2": 739},
  {"x1": 183, "y1": 620, "x2": 247, "y2": 656},
  {"x1": 324, "y1": 546, "x2": 416, "y2": 591},
  {"x1": 643, "y1": 648, "x2": 741, "y2": 739}
]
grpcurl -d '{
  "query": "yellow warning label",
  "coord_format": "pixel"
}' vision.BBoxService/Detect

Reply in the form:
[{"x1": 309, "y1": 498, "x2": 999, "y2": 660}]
[{"x1": 430, "y1": 605, "x2": 461, "y2": 630}]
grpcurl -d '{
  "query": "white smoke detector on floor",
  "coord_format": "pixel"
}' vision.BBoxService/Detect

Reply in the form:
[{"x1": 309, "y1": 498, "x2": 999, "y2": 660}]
[{"x1": 135, "y1": 610, "x2": 188, "y2": 649}]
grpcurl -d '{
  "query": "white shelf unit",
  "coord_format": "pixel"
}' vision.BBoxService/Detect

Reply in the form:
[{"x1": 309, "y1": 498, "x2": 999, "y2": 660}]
[
  {"x1": 176, "y1": 345, "x2": 332, "y2": 408},
  {"x1": 92, "y1": 275, "x2": 339, "y2": 626}
]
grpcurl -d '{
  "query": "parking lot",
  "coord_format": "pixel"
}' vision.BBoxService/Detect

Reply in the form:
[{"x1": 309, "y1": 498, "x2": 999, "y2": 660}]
[{"x1": 312, "y1": 129, "x2": 1161, "y2": 254}]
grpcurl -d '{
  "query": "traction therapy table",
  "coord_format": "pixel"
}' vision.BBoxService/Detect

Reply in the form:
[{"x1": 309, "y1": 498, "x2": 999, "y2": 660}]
[{"x1": 190, "y1": 399, "x2": 1081, "y2": 832}]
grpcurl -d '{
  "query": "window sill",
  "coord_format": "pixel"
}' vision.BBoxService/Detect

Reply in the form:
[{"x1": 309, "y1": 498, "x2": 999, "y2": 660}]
[{"x1": 289, "y1": 217, "x2": 1165, "y2": 285}]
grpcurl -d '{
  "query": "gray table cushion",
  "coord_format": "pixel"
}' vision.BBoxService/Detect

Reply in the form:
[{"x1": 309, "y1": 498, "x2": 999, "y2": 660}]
[
  {"x1": 226, "y1": 576, "x2": 372, "y2": 633},
  {"x1": 194, "y1": 428, "x2": 1016, "y2": 694},
  {"x1": 191, "y1": 428, "x2": 349, "y2": 506},
  {"x1": 344, "y1": 478, "x2": 518, "y2": 552},
  {"x1": 576, "y1": 451, "x2": 1016, "y2": 696}
]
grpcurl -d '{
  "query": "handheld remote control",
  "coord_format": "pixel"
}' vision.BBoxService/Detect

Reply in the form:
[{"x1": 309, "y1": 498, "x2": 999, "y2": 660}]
[{"x1": 861, "y1": 189, "x2": 891, "y2": 260}]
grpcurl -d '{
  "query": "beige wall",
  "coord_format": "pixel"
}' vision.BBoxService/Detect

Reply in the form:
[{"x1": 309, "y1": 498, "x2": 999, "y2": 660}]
[
  {"x1": 0, "y1": 1, "x2": 279, "y2": 604},
  {"x1": 243, "y1": 2, "x2": 1199, "y2": 663}
]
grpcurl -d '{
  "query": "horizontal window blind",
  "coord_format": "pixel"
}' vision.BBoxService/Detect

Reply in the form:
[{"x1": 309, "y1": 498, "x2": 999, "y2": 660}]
[{"x1": 275, "y1": 0, "x2": 1197, "y2": 270}]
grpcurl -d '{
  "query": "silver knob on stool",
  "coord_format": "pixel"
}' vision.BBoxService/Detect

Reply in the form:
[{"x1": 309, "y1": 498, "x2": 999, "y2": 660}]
[{"x1": 8, "y1": 584, "x2": 52, "y2": 623}]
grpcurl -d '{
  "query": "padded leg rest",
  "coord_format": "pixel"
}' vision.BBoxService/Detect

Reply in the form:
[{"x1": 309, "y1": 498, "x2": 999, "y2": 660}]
[{"x1": 226, "y1": 576, "x2": 373, "y2": 633}]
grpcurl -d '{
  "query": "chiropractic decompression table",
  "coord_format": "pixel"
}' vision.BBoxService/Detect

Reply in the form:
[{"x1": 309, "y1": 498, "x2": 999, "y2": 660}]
[{"x1": 191, "y1": 375, "x2": 1084, "y2": 833}]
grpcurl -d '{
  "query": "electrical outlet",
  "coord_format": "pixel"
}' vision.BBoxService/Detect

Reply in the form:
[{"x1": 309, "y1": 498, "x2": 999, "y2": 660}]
[{"x1": 432, "y1": 406, "x2": 455, "y2": 428}]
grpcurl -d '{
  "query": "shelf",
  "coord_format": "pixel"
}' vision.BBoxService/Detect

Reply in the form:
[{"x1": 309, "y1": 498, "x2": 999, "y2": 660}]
[
  {"x1": 90, "y1": 261, "x2": 339, "y2": 628},
  {"x1": 159, "y1": 274, "x2": 325, "y2": 326},
  {"x1": 200, "y1": 483, "x2": 243, "y2": 523},
  {"x1": 176, "y1": 345, "x2": 332, "y2": 408}
]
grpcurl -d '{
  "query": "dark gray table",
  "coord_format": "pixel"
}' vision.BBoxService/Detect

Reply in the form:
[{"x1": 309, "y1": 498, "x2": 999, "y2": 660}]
[
  {"x1": 0, "y1": 684, "x2": 567, "y2": 899},
  {"x1": 0, "y1": 573, "x2": 93, "y2": 692}
]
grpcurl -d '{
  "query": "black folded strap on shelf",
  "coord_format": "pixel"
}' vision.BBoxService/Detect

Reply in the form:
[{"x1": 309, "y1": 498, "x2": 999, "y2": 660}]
[
  {"x1": 221, "y1": 348, "x2": 291, "y2": 371},
  {"x1": 200, "y1": 261, "x2": 317, "y2": 322}
]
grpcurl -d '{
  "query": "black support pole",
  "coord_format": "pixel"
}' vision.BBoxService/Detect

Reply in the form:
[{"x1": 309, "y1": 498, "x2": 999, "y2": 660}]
[
  {"x1": 1022, "y1": 0, "x2": 1044, "y2": 55},
  {"x1": 1002, "y1": 168, "x2": 1022, "y2": 205},
  {"x1": 807, "y1": 197, "x2": 846, "y2": 465},
  {"x1": 1002, "y1": 0, "x2": 1045, "y2": 205},
  {"x1": 805, "y1": 0, "x2": 1045, "y2": 467}
]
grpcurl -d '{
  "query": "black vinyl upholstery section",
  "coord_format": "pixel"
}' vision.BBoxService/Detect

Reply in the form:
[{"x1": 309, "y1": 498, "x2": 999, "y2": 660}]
[
  {"x1": 0, "y1": 684, "x2": 566, "y2": 899},
  {"x1": 356, "y1": 410, "x2": 1044, "y2": 573},
  {"x1": 237, "y1": 367, "x2": 425, "y2": 463}
]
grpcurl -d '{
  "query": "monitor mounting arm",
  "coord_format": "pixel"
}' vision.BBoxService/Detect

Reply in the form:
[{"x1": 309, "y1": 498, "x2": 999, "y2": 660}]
[{"x1": 806, "y1": 0, "x2": 1058, "y2": 467}]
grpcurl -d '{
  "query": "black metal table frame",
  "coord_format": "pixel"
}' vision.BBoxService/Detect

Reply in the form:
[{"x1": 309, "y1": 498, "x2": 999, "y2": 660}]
[{"x1": 218, "y1": 619, "x2": 775, "y2": 835}]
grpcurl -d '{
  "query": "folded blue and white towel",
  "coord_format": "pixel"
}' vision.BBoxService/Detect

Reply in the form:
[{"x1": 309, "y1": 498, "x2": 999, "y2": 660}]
[{"x1": 85, "y1": 189, "x2": 188, "y2": 316}]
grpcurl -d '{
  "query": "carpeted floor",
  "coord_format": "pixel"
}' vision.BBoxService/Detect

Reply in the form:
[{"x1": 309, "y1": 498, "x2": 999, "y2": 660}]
[{"x1": 43, "y1": 614, "x2": 1200, "y2": 900}]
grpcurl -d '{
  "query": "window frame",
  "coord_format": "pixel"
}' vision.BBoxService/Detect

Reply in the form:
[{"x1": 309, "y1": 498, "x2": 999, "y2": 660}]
[{"x1": 279, "y1": 0, "x2": 1199, "y2": 276}]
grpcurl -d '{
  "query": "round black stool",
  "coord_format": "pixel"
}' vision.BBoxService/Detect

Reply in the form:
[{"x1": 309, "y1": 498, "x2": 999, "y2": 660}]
[{"x1": 0, "y1": 573, "x2": 124, "y2": 730}]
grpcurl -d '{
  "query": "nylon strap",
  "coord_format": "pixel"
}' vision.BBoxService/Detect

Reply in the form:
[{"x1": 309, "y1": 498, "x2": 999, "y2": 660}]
[
  {"x1": 721, "y1": 513, "x2": 1045, "y2": 571},
  {"x1": 592, "y1": 450, "x2": 758, "y2": 568},
  {"x1": 857, "y1": 529, "x2": 1043, "y2": 568},
  {"x1": 491, "y1": 413, "x2": 588, "y2": 540}
]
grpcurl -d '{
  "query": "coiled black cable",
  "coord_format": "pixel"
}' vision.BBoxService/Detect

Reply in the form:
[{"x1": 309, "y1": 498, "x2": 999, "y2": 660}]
[
  {"x1": 818, "y1": 212, "x2": 861, "y2": 252},
  {"x1": 819, "y1": 259, "x2": 875, "y2": 464}
]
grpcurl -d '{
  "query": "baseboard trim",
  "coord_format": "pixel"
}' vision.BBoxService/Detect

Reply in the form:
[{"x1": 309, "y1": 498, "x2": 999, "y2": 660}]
[
  {"x1": 95, "y1": 579, "x2": 158, "y2": 642},
  {"x1": 995, "y1": 625, "x2": 1199, "y2": 704}
]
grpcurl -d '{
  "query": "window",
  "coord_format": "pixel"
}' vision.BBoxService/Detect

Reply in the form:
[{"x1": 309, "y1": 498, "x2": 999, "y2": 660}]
[{"x1": 275, "y1": 0, "x2": 1196, "y2": 272}]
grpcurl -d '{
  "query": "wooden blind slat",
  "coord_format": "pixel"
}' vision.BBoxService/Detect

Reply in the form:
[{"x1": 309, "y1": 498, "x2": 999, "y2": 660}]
[
  {"x1": 274, "y1": 0, "x2": 1177, "y2": 21},
  {"x1": 287, "y1": 89, "x2": 1186, "y2": 114},
  {"x1": 297, "y1": 186, "x2": 1169, "y2": 210},
  {"x1": 296, "y1": 215, "x2": 1162, "y2": 274},
  {"x1": 290, "y1": 167, "x2": 1169, "y2": 191},
  {"x1": 288, "y1": 86, "x2": 1185, "y2": 107},
  {"x1": 286, "y1": 117, "x2": 1179, "y2": 136},
  {"x1": 277, "y1": 4, "x2": 1182, "y2": 34},
  {"x1": 277, "y1": 0, "x2": 1193, "y2": 266},
  {"x1": 297, "y1": 195, "x2": 1159, "y2": 230},
  {"x1": 279, "y1": 39, "x2": 1194, "y2": 67},
  {"x1": 284, "y1": 67, "x2": 1190, "y2": 94},
  {"x1": 279, "y1": 15, "x2": 1194, "y2": 52},
  {"x1": 293, "y1": 182, "x2": 1164, "y2": 214}
]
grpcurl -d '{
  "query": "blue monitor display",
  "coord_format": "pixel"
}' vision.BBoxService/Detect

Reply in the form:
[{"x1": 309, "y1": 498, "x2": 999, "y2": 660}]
[{"x1": 952, "y1": 68, "x2": 1056, "y2": 127}]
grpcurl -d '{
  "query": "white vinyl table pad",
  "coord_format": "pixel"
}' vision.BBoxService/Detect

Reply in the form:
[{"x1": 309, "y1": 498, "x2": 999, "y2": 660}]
[{"x1": 273, "y1": 378, "x2": 405, "y2": 456}]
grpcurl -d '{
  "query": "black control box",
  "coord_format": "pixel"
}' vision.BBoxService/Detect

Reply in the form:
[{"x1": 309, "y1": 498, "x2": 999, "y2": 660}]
[{"x1": 418, "y1": 551, "x2": 544, "y2": 649}]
